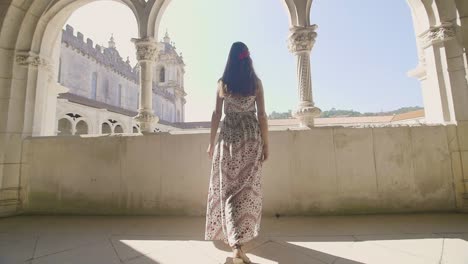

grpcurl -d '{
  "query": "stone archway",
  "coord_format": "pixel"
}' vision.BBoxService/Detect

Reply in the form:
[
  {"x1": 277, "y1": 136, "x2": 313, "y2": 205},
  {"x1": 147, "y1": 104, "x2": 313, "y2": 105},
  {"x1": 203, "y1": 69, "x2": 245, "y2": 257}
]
[
  {"x1": 13, "y1": 0, "x2": 141, "y2": 137},
  {"x1": 75, "y1": 119, "x2": 89, "y2": 135},
  {"x1": 57, "y1": 117, "x2": 73, "y2": 136},
  {"x1": 3, "y1": 0, "x2": 171, "y2": 139},
  {"x1": 101, "y1": 122, "x2": 112, "y2": 134}
]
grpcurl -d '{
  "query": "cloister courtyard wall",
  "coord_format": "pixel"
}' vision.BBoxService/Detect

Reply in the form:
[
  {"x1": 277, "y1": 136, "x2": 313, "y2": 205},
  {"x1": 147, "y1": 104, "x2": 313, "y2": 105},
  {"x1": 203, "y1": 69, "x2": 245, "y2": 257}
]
[{"x1": 19, "y1": 124, "x2": 468, "y2": 216}]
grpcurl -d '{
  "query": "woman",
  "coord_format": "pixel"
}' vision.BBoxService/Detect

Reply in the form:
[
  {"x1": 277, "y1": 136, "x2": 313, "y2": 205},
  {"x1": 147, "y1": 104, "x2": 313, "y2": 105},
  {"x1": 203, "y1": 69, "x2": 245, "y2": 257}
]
[{"x1": 205, "y1": 42, "x2": 269, "y2": 264}]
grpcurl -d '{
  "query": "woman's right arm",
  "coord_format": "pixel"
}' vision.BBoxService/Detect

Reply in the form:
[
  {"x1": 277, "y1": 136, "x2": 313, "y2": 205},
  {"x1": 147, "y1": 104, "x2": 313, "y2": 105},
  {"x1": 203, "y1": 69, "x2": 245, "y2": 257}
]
[{"x1": 256, "y1": 79, "x2": 269, "y2": 162}]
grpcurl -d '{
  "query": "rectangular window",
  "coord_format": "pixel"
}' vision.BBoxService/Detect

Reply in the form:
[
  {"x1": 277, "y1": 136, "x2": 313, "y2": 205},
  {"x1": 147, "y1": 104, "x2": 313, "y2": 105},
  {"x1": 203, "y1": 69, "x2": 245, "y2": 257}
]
[
  {"x1": 91, "y1": 72, "x2": 98, "y2": 100},
  {"x1": 118, "y1": 84, "x2": 122, "y2": 107},
  {"x1": 136, "y1": 92, "x2": 140, "y2": 110},
  {"x1": 58, "y1": 58, "x2": 62, "y2": 83}
]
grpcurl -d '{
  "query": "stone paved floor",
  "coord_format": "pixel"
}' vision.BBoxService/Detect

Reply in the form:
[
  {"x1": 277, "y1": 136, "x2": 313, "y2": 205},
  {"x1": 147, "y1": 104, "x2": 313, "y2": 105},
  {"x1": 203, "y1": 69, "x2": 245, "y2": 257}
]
[{"x1": 1, "y1": 213, "x2": 468, "y2": 264}]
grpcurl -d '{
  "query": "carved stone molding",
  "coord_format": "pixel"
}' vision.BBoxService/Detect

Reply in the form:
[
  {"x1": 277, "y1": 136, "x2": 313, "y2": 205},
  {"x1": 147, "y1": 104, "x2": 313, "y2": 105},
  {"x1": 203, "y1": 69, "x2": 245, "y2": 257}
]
[
  {"x1": 15, "y1": 51, "x2": 50, "y2": 68},
  {"x1": 293, "y1": 105, "x2": 322, "y2": 127},
  {"x1": 420, "y1": 23, "x2": 456, "y2": 48},
  {"x1": 132, "y1": 37, "x2": 159, "y2": 62},
  {"x1": 288, "y1": 25, "x2": 318, "y2": 54},
  {"x1": 134, "y1": 109, "x2": 158, "y2": 132}
]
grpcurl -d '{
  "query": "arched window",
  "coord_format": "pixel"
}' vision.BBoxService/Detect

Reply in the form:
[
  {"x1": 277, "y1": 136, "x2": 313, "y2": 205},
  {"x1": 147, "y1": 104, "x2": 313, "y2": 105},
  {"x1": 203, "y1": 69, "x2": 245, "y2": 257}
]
[
  {"x1": 114, "y1": 125, "x2": 123, "y2": 133},
  {"x1": 58, "y1": 118, "x2": 72, "y2": 136},
  {"x1": 75, "y1": 120, "x2": 88, "y2": 135},
  {"x1": 133, "y1": 126, "x2": 139, "y2": 133},
  {"x1": 101, "y1": 123, "x2": 112, "y2": 134},
  {"x1": 91, "y1": 72, "x2": 98, "y2": 100},
  {"x1": 159, "y1": 67, "x2": 165, "y2": 82}
]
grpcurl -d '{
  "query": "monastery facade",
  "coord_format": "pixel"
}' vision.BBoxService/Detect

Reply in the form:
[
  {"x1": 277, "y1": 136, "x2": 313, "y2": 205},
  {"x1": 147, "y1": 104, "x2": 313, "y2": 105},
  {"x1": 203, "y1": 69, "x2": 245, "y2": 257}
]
[{"x1": 56, "y1": 25, "x2": 186, "y2": 135}]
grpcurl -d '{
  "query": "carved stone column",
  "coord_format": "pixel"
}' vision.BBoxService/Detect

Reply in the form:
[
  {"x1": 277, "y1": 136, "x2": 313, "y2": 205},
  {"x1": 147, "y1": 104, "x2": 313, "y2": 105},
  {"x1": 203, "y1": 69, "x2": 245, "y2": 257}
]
[
  {"x1": 410, "y1": 22, "x2": 461, "y2": 124},
  {"x1": 288, "y1": 25, "x2": 321, "y2": 127},
  {"x1": 16, "y1": 51, "x2": 62, "y2": 136},
  {"x1": 132, "y1": 37, "x2": 159, "y2": 132}
]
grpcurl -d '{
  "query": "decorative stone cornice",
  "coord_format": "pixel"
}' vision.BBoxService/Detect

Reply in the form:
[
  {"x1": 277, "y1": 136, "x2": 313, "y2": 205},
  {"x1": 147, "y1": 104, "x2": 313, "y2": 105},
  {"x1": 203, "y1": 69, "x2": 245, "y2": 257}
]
[
  {"x1": 419, "y1": 23, "x2": 456, "y2": 48},
  {"x1": 288, "y1": 25, "x2": 318, "y2": 54},
  {"x1": 132, "y1": 37, "x2": 159, "y2": 62},
  {"x1": 15, "y1": 51, "x2": 49, "y2": 68}
]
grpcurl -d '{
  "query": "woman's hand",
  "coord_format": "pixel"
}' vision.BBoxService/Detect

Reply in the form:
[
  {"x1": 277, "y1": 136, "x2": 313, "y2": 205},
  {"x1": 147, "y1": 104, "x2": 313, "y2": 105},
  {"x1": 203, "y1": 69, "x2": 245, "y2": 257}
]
[
  {"x1": 261, "y1": 144, "x2": 269, "y2": 162},
  {"x1": 207, "y1": 144, "x2": 214, "y2": 159}
]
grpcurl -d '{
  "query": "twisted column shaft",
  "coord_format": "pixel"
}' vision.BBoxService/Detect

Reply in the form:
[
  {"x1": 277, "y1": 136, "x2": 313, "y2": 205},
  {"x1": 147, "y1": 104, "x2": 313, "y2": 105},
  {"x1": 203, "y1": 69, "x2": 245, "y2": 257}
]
[{"x1": 288, "y1": 25, "x2": 321, "y2": 127}]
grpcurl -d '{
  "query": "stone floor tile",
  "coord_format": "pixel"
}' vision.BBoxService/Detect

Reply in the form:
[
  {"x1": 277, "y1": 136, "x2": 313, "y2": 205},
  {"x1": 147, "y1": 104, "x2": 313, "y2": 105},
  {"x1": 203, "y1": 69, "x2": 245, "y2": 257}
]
[
  {"x1": 124, "y1": 241, "x2": 219, "y2": 264},
  {"x1": 353, "y1": 233, "x2": 443, "y2": 262},
  {"x1": 439, "y1": 233, "x2": 468, "y2": 264},
  {"x1": 33, "y1": 233, "x2": 109, "y2": 258},
  {"x1": 271, "y1": 235, "x2": 356, "y2": 264},
  {"x1": 0, "y1": 233, "x2": 37, "y2": 264},
  {"x1": 248, "y1": 241, "x2": 329, "y2": 264},
  {"x1": 188, "y1": 235, "x2": 269, "y2": 263},
  {"x1": 346, "y1": 240, "x2": 435, "y2": 264},
  {"x1": 31, "y1": 241, "x2": 120, "y2": 264},
  {"x1": 112, "y1": 235, "x2": 192, "y2": 262},
  {"x1": 333, "y1": 258, "x2": 365, "y2": 264}
]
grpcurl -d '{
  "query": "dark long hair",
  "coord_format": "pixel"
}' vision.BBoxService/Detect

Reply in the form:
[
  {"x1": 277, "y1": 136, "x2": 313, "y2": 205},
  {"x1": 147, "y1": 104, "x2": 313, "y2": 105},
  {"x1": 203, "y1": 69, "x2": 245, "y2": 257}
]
[{"x1": 220, "y1": 42, "x2": 259, "y2": 97}]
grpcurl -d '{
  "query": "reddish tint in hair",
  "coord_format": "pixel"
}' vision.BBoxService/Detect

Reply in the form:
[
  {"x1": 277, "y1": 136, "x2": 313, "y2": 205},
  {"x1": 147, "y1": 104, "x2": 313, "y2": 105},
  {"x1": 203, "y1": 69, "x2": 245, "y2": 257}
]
[{"x1": 220, "y1": 42, "x2": 259, "y2": 97}]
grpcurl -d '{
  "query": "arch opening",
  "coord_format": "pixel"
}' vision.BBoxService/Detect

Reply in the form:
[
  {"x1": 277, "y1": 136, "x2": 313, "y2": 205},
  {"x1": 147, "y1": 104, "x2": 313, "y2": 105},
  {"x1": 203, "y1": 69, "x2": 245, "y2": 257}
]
[{"x1": 75, "y1": 120, "x2": 89, "y2": 135}]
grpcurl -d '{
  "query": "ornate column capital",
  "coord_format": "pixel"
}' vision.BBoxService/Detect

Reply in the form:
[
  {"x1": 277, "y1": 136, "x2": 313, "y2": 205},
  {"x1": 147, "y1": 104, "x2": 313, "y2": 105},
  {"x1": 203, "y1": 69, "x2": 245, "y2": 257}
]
[
  {"x1": 288, "y1": 25, "x2": 318, "y2": 54},
  {"x1": 133, "y1": 109, "x2": 159, "y2": 133},
  {"x1": 16, "y1": 51, "x2": 51, "y2": 68},
  {"x1": 131, "y1": 37, "x2": 159, "y2": 62},
  {"x1": 16, "y1": 51, "x2": 56, "y2": 82},
  {"x1": 419, "y1": 23, "x2": 456, "y2": 49}
]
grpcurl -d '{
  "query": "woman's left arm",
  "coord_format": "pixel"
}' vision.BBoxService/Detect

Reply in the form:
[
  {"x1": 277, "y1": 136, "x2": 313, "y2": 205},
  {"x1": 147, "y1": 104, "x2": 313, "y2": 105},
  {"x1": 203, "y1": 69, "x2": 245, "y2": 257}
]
[{"x1": 207, "y1": 82, "x2": 224, "y2": 158}]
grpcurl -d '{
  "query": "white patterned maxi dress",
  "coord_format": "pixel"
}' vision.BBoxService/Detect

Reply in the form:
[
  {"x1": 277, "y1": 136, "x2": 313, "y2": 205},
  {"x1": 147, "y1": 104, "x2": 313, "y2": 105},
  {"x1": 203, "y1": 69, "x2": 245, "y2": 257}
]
[{"x1": 204, "y1": 94, "x2": 264, "y2": 247}]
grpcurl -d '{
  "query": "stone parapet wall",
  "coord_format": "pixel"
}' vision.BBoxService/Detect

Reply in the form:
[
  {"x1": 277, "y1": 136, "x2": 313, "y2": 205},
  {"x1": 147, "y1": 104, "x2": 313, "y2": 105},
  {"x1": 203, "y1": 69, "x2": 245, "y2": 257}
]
[{"x1": 18, "y1": 125, "x2": 468, "y2": 216}]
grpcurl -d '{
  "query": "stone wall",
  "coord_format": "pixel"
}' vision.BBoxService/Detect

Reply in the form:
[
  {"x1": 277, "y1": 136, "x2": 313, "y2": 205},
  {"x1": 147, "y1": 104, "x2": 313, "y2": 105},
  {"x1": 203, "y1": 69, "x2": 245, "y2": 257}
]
[{"x1": 19, "y1": 125, "x2": 468, "y2": 216}]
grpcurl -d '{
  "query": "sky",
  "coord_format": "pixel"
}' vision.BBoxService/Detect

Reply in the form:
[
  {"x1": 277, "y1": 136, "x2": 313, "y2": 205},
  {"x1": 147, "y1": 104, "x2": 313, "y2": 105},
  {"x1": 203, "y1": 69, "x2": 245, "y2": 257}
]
[{"x1": 66, "y1": 0, "x2": 422, "y2": 122}]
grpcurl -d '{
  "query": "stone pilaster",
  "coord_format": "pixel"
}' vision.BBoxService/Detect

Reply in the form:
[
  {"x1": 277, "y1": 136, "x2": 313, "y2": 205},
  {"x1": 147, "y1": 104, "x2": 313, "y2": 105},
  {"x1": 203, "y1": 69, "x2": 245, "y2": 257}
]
[
  {"x1": 132, "y1": 37, "x2": 159, "y2": 133},
  {"x1": 288, "y1": 25, "x2": 321, "y2": 127}
]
